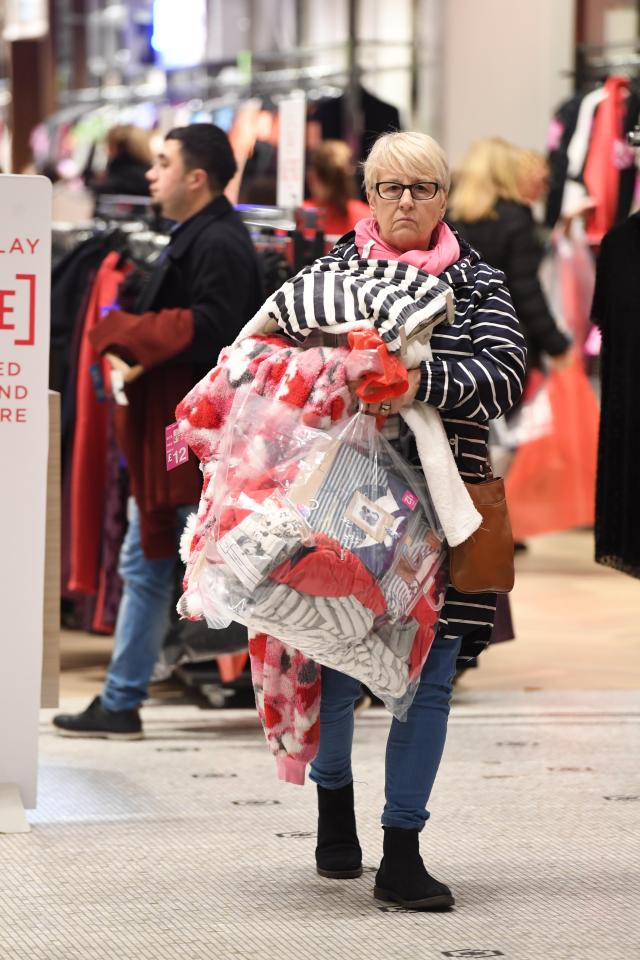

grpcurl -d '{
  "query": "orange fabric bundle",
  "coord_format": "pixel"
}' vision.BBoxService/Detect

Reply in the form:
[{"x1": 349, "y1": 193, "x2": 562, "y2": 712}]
[{"x1": 347, "y1": 329, "x2": 409, "y2": 402}]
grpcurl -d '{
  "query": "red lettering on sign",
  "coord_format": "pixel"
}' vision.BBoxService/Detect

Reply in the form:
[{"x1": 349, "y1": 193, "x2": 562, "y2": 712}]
[
  {"x1": 0, "y1": 275, "x2": 36, "y2": 346},
  {"x1": 14, "y1": 274, "x2": 36, "y2": 346},
  {"x1": 0, "y1": 290, "x2": 15, "y2": 331}
]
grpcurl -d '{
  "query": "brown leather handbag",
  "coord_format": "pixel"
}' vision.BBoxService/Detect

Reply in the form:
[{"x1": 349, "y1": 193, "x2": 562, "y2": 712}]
[{"x1": 449, "y1": 474, "x2": 515, "y2": 594}]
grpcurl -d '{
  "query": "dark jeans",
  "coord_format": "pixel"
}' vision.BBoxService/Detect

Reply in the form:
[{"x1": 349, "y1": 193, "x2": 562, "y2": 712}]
[{"x1": 309, "y1": 630, "x2": 462, "y2": 830}]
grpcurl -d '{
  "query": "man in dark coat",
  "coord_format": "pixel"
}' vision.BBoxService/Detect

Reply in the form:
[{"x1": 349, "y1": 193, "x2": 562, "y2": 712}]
[{"x1": 53, "y1": 124, "x2": 263, "y2": 739}]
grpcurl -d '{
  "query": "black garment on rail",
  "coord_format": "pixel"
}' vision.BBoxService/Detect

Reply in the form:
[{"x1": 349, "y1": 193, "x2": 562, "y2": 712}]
[
  {"x1": 591, "y1": 212, "x2": 640, "y2": 579},
  {"x1": 50, "y1": 230, "x2": 130, "y2": 458},
  {"x1": 545, "y1": 93, "x2": 583, "y2": 229},
  {"x1": 312, "y1": 86, "x2": 401, "y2": 198}
]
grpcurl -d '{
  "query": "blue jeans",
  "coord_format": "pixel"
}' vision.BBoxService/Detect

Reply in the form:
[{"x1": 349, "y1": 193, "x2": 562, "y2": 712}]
[
  {"x1": 101, "y1": 498, "x2": 195, "y2": 712},
  {"x1": 309, "y1": 630, "x2": 462, "y2": 831}
]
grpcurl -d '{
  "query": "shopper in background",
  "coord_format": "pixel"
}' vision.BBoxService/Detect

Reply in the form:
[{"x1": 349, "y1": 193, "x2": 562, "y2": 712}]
[
  {"x1": 87, "y1": 124, "x2": 153, "y2": 202},
  {"x1": 449, "y1": 137, "x2": 571, "y2": 372},
  {"x1": 517, "y1": 148, "x2": 551, "y2": 209},
  {"x1": 308, "y1": 131, "x2": 526, "y2": 910},
  {"x1": 303, "y1": 139, "x2": 369, "y2": 237},
  {"x1": 53, "y1": 123, "x2": 263, "y2": 740}
]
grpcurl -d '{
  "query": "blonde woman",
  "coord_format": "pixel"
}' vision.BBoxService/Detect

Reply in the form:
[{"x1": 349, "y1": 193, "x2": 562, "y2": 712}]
[
  {"x1": 449, "y1": 138, "x2": 571, "y2": 370},
  {"x1": 304, "y1": 132, "x2": 526, "y2": 910}
]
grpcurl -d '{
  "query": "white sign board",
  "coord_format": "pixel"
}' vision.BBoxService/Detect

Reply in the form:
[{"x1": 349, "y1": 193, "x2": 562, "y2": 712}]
[
  {"x1": 277, "y1": 93, "x2": 306, "y2": 209},
  {"x1": 0, "y1": 175, "x2": 51, "y2": 810},
  {"x1": 3, "y1": 0, "x2": 48, "y2": 41}
]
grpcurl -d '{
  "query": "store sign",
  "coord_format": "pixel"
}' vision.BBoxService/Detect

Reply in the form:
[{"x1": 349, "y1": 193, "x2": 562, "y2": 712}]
[
  {"x1": 277, "y1": 94, "x2": 306, "y2": 209},
  {"x1": 0, "y1": 175, "x2": 51, "y2": 813},
  {"x1": 3, "y1": 0, "x2": 48, "y2": 41}
]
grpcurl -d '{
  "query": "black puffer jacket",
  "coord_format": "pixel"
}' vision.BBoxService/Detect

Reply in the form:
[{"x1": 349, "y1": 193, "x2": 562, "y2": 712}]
[
  {"x1": 91, "y1": 153, "x2": 151, "y2": 198},
  {"x1": 450, "y1": 200, "x2": 570, "y2": 369}
]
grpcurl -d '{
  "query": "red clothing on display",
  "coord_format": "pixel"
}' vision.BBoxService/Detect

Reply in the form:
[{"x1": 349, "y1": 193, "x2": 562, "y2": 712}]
[
  {"x1": 68, "y1": 251, "x2": 132, "y2": 594},
  {"x1": 89, "y1": 306, "x2": 203, "y2": 559},
  {"x1": 583, "y1": 76, "x2": 629, "y2": 243}
]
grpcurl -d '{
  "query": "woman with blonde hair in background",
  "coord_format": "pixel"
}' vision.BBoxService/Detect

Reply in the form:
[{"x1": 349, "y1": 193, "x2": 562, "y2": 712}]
[
  {"x1": 449, "y1": 137, "x2": 571, "y2": 372},
  {"x1": 517, "y1": 147, "x2": 551, "y2": 208}
]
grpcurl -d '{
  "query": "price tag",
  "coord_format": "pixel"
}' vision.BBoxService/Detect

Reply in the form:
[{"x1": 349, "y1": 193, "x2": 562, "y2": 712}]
[{"x1": 165, "y1": 422, "x2": 189, "y2": 471}]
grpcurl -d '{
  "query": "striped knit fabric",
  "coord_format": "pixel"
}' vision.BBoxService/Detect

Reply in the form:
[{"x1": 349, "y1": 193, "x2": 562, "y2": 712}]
[
  {"x1": 264, "y1": 257, "x2": 455, "y2": 349},
  {"x1": 327, "y1": 233, "x2": 527, "y2": 645}
]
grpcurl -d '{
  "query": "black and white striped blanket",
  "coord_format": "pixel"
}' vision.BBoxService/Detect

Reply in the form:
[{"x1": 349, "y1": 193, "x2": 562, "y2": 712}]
[{"x1": 243, "y1": 256, "x2": 455, "y2": 359}]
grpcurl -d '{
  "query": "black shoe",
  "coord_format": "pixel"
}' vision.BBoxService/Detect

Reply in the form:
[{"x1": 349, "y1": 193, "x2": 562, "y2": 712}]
[
  {"x1": 374, "y1": 827, "x2": 454, "y2": 910},
  {"x1": 316, "y1": 782, "x2": 363, "y2": 879},
  {"x1": 52, "y1": 696, "x2": 143, "y2": 740}
]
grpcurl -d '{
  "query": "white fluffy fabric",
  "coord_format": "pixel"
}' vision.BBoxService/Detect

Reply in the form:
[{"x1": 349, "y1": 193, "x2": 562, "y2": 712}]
[
  {"x1": 400, "y1": 342, "x2": 481, "y2": 546},
  {"x1": 179, "y1": 511, "x2": 199, "y2": 564}
]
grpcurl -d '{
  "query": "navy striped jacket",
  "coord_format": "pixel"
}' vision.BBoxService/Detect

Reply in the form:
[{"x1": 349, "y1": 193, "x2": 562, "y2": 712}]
[{"x1": 329, "y1": 233, "x2": 527, "y2": 647}]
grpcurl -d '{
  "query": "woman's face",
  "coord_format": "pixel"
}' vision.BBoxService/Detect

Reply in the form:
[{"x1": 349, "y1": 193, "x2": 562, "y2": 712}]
[
  {"x1": 367, "y1": 166, "x2": 447, "y2": 252},
  {"x1": 519, "y1": 166, "x2": 549, "y2": 205}
]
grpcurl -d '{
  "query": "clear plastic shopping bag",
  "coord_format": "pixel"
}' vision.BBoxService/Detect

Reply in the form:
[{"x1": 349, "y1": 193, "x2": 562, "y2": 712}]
[{"x1": 197, "y1": 392, "x2": 447, "y2": 718}]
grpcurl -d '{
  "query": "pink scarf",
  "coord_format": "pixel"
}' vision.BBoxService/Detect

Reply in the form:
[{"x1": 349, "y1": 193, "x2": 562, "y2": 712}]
[{"x1": 354, "y1": 217, "x2": 460, "y2": 276}]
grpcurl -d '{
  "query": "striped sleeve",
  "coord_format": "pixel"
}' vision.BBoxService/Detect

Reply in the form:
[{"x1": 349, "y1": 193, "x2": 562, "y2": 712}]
[{"x1": 416, "y1": 282, "x2": 527, "y2": 421}]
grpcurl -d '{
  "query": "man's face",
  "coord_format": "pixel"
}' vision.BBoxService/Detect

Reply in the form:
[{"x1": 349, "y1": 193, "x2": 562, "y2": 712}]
[{"x1": 146, "y1": 138, "x2": 191, "y2": 222}]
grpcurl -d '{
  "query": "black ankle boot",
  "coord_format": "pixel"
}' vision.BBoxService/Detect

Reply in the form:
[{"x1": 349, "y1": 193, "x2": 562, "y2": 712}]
[
  {"x1": 374, "y1": 827, "x2": 454, "y2": 910},
  {"x1": 315, "y1": 782, "x2": 363, "y2": 879}
]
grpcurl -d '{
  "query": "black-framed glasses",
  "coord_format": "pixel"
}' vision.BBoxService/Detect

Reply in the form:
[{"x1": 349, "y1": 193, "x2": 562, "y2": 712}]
[{"x1": 375, "y1": 181, "x2": 440, "y2": 201}]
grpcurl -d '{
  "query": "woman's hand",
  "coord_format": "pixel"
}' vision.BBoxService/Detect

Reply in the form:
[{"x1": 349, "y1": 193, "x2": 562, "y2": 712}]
[
  {"x1": 547, "y1": 349, "x2": 573, "y2": 372},
  {"x1": 105, "y1": 351, "x2": 145, "y2": 384},
  {"x1": 366, "y1": 367, "x2": 422, "y2": 415}
]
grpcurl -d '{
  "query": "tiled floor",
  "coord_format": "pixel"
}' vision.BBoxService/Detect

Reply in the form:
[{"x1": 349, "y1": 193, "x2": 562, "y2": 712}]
[
  {"x1": 2, "y1": 530, "x2": 639, "y2": 959},
  {"x1": 2, "y1": 694, "x2": 639, "y2": 960}
]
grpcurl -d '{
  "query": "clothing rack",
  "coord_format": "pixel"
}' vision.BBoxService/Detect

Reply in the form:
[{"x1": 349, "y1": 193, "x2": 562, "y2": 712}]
[
  {"x1": 237, "y1": 204, "x2": 326, "y2": 272},
  {"x1": 94, "y1": 193, "x2": 156, "y2": 221},
  {"x1": 572, "y1": 40, "x2": 640, "y2": 88},
  {"x1": 55, "y1": 27, "x2": 414, "y2": 106},
  {"x1": 51, "y1": 217, "x2": 166, "y2": 265},
  {"x1": 55, "y1": 60, "x2": 409, "y2": 112},
  {"x1": 52, "y1": 199, "x2": 326, "y2": 280}
]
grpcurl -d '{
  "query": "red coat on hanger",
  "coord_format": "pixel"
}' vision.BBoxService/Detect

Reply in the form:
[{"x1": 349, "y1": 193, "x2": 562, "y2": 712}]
[
  {"x1": 68, "y1": 251, "x2": 132, "y2": 594},
  {"x1": 583, "y1": 75, "x2": 629, "y2": 243}
]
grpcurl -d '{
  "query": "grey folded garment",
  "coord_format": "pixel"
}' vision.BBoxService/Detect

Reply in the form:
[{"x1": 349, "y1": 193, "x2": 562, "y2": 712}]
[
  {"x1": 199, "y1": 564, "x2": 415, "y2": 702},
  {"x1": 216, "y1": 496, "x2": 310, "y2": 591}
]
